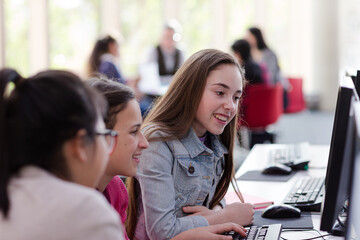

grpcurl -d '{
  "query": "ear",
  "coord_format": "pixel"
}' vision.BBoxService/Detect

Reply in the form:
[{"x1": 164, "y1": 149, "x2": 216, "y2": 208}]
[
  {"x1": 64, "y1": 129, "x2": 90, "y2": 164},
  {"x1": 75, "y1": 129, "x2": 90, "y2": 163}
]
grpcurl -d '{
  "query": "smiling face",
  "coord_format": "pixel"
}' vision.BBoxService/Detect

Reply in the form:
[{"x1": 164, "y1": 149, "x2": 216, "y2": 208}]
[
  {"x1": 105, "y1": 99, "x2": 149, "y2": 177},
  {"x1": 193, "y1": 64, "x2": 243, "y2": 137}
]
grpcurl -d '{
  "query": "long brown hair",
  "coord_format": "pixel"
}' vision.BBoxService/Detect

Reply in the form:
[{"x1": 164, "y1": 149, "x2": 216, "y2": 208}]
[
  {"x1": 126, "y1": 49, "x2": 245, "y2": 239},
  {"x1": 125, "y1": 177, "x2": 139, "y2": 239}
]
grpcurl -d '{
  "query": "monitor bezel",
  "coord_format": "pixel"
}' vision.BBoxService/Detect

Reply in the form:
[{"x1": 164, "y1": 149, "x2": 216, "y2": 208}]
[{"x1": 320, "y1": 76, "x2": 358, "y2": 232}]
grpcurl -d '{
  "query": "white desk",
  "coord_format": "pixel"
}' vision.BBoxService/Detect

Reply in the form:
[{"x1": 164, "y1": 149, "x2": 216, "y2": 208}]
[{"x1": 233, "y1": 144, "x2": 343, "y2": 239}]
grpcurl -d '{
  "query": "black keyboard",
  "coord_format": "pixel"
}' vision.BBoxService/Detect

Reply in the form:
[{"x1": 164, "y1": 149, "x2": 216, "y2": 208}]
[
  {"x1": 224, "y1": 224, "x2": 282, "y2": 240},
  {"x1": 267, "y1": 143, "x2": 310, "y2": 168},
  {"x1": 282, "y1": 176, "x2": 325, "y2": 212}
]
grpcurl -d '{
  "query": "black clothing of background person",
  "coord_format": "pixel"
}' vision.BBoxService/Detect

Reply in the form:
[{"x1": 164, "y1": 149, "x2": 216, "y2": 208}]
[{"x1": 231, "y1": 39, "x2": 265, "y2": 85}]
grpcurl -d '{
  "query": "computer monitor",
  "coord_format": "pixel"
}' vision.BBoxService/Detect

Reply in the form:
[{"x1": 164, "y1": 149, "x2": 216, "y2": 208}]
[
  {"x1": 345, "y1": 101, "x2": 360, "y2": 240},
  {"x1": 320, "y1": 76, "x2": 359, "y2": 233},
  {"x1": 351, "y1": 70, "x2": 360, "y2": 96}
]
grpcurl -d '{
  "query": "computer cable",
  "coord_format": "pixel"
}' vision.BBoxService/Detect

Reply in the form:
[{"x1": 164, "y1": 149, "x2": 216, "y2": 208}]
[
  {"x1": 280, "y1": 229, "x2": 332, "y2": 240},
  {"x1": 336, "y1": 215, "x2": 346, "y2": 229},
  {"x1": 335, "y1": 201, "x2": 348, "y2": 229}
]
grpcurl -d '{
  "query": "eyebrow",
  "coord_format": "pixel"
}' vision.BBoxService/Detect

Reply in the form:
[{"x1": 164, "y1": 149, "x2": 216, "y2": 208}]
[
  {"x1": 132, "y1": 123, "x2": 141, "y2": 128},
  {"x1": 212, "y1": 83, "x2": 242, "y2": 94}
]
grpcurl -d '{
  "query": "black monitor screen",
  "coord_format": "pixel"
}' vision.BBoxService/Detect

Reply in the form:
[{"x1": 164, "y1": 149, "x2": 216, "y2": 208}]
[
  {"x1": 320, "y1": 77, "x2": 359, "y2": 233},
  {"x1": 345, "y1": 102, "x2": 360, "y2": 240}
]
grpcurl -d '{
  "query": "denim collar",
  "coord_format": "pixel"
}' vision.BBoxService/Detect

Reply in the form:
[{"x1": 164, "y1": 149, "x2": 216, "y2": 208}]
[{"x1": 180, "y1": 128, "x2": 228, "y2": 158}]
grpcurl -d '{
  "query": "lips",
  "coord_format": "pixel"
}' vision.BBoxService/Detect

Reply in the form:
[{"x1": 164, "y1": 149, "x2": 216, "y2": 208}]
[{"x1": 132, "y1": 153, "x2": 141, "y2": 163}]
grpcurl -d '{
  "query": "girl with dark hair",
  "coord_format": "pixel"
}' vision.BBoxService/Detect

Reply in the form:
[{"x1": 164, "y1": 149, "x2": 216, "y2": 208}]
[
  {"x1": 88, "y1": 35, "x2": 126, "y2": 84},
  {"x1": 0, "y1": 69, "x2": 124, "y2": 239},
  {"x1": 246, "y1": 27, "x2": 284, "y2": 85},
  {"x1": 128, "y1": 49, "x2": 254, "y2": 240},
  {"x1": 88, "y1": 77, "x2": 247, "y2": 240},
  {"x1": 246, "y1": 27, "x2": 289, "y2": 108},
  {"x1": 231, "y1": 39, "x2": 266, "y2": 85}
]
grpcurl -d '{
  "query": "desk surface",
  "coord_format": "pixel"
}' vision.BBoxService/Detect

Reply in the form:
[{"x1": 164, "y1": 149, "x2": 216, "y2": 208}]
[{"x1": 232, "y1": 144, "x2": 343, "y2": 239}]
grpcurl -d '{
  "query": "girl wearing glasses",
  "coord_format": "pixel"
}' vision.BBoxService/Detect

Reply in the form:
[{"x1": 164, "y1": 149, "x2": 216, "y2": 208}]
[
  {"x1": 89, "y1": 78, "x2": 247, "y2": 240},
  {"x1": 89, "y1": 78, "x2": 149, "y2": 240},
  {"x1": 0, "y1": 69, "x2": 124, "y2": 239},
  {"x1": 128, "y1": 49, "x2": 254, "y2": 240}
]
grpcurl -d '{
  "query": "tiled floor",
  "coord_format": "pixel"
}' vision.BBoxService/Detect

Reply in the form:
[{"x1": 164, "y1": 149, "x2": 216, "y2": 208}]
[{"x1": 273, "y1": 110, "x2": 334, "y2": 145}]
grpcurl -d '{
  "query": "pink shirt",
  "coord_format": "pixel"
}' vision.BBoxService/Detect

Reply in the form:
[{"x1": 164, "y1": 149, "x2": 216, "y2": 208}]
[{"x1": 103, "y1": 176, "x2": 129, "y2": 240}]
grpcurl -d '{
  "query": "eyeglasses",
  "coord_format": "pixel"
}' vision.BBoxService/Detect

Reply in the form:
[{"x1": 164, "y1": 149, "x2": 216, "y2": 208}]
[{"x1": 95, "y1": 129, "x2": 118, "y2": 154}]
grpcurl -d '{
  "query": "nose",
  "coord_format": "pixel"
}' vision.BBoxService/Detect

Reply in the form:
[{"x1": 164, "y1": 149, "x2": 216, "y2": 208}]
[
  {"x1": 224, "y1": 97, "x2": 236, "y2": 112},
  {"x1": 139, "y1": 132, "x2": 149, "y2": 149}
]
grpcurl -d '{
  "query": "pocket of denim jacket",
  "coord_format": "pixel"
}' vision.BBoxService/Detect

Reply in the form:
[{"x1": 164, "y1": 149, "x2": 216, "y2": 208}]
[{"x1": 173, "y1": 158, "x2": 200, "y2": 193}]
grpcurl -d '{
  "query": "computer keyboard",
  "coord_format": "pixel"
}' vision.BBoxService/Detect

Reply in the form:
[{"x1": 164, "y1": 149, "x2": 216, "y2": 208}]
[
  {"x1": 267, "y1": 143, "x2": 310, "y2": 169},
  {"x1": 282, "y1": 176, "x2": 325, "y2": 212},
  {"x1": 224, "y1": 224, "x2": 282, "y2": 240}
]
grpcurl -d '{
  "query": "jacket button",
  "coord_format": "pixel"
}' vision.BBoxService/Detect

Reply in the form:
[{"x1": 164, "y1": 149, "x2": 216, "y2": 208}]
[{"x1": 188, "y1": 166, "x2": 195, "y2": 174}]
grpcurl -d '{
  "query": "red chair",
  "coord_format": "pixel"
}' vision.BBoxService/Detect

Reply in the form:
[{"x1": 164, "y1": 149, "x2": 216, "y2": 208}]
[
  {"x1": 285, "y1": 77, "x2": 306, "y2": 113},
  {"x1": 238, "y1": 83, "x2": 283, "y2": 148}
]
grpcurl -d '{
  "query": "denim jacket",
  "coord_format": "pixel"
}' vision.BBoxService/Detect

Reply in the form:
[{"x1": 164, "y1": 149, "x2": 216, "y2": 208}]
[{"x1": 136, "y1": 128, "x2": 228, "y2": 240}]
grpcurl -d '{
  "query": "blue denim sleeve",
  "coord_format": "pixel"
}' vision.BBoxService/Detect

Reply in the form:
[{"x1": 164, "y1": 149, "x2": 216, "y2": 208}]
[{"x1": 137, "y1": 140, "x2": 209, "y2": 240}]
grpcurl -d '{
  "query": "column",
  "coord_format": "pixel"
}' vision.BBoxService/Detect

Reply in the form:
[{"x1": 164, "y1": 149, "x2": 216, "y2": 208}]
[
  {"x1": 29, "y1": 0, "x2": 48, "y2": 74},
  {"x1": 211, "y1": 0, "x2": 226, "y2": 50},
  {"x1": 312, "y1": 0, "x2": 339, "y2": 111},
  {"x1": 163, "y1": 0, "x2": 180, "y2": 21},
  {"x1": 100, "y1": 0, "x2": 121, "y2": 36},
  {"x1": 0, "y1": 0, "x2": 5, "y2": 67}
]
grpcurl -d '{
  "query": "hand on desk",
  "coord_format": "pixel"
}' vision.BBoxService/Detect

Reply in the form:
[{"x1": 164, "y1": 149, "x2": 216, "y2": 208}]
[
  {"x1": 171, "y1": 223, "x2": 247, "y2": 240},
  {"x1": 183, "y1": 205, "x2": 215, "y2": 216},
  {"x1": 183, "y1": 203, "x2": 255, "y2": 226}
]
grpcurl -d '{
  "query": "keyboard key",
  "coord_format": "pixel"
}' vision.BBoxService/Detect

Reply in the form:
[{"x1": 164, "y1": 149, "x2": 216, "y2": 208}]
[
  {"x1": 225, "y1": 224, "x2": 282, "y2": 240},
  {"x1": 283, "y1": 176, "x2": 325, "y2": 212}
]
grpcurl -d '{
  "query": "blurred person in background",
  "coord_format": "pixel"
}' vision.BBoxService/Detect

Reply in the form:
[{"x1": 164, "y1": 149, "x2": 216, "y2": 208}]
[
  {"x1": 138, "y1": 19, "x2": 186, "y2": 117},
  {"x1": 88, "y1": 35, "x2": 126, "y2": 84},
  {"x1": 245, "y1": 27, "x2": 289, "y2": 109},
  {"x1": 231, "y1": 39, "x2": 266, "y2": 85}
]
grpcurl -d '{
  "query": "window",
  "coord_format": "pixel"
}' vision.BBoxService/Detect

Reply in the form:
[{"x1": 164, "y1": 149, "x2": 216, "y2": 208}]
[{"x1": 49, "y1": 0, "x2": 99, "y2": 77}]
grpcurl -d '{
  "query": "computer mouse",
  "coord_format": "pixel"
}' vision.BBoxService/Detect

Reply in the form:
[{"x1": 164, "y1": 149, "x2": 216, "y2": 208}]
[
  {"x1": 262, "y1": 204, "x2": 301, "y2": 218},
  {"x1": 262, "y1": 163, "x2": 292, "y2": 175},
  {"x1": 289, "y1": 160, "x2": 310, "y2": 170}
]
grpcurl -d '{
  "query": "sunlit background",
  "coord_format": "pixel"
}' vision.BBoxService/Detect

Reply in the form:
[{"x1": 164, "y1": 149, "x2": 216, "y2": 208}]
[{"x1": 1, "y1": 0, "x2": 359, "y2": 111}]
